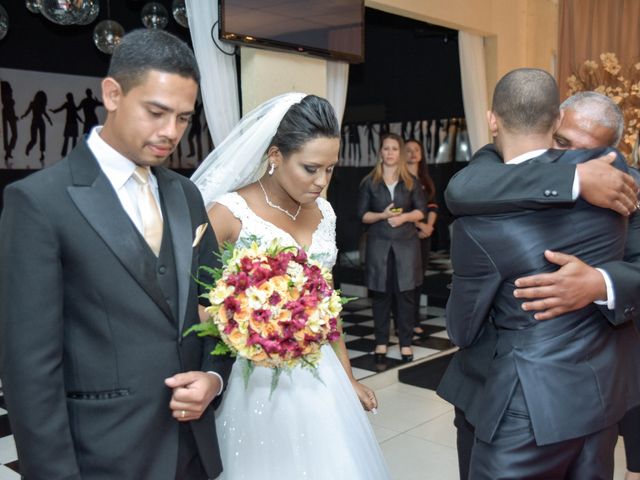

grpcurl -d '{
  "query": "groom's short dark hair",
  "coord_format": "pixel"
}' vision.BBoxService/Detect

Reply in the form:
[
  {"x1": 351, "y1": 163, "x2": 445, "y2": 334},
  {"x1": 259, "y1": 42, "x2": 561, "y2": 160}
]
[
  {"x1": 492, "y1": 68, "x2": 559, "y2": 134},
  {"x1": 107, "y1": 29, "x2": 200, "y2": 93}
]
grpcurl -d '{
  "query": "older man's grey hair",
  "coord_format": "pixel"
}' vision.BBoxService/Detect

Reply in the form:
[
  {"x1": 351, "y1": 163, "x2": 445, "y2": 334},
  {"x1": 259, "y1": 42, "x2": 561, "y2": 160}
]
[{"x1": 560, "y1": 91, "x2": 624, "y2": 147}]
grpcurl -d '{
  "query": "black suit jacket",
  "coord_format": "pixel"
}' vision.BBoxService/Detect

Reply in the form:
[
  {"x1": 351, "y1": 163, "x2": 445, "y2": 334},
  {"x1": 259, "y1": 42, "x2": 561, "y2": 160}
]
[
  {"x1": 0, "y1": 140, "x2": 233, "y2": 480},
  {"x1": 444, "y1": 147, "x2": 640, "y2": 446},
  {"x1": 357, "y1": 175, "x2": 427, "y2": 291},
  {"x1": 437, "y1": 146, "x2": 640, "y2": 427}
]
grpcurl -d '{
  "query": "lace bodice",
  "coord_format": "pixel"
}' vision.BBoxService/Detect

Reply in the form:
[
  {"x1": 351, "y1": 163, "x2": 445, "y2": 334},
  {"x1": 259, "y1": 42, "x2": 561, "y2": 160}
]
[{"x1": 214, "y1": 192, "x2": 338, "y2": 269}]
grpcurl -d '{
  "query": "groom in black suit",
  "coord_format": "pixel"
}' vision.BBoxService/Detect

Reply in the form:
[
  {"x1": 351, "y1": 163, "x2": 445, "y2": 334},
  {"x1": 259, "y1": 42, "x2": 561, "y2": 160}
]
[
  {"x1": 438, "y1": 91, "x2": 640, "y2": 479},
  {"x1": 446, "y1": 69, "x2": 640, "y2": 478},
  {"x1": 0, "y1": 30, "x2": 232, "y2": 479}
]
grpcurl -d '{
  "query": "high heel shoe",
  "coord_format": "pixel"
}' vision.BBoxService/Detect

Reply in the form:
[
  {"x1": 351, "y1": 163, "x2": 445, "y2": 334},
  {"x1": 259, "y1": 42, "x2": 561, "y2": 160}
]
[
  {"x1": 374, "y1": 347, "x2": 387, "y2": 364},
  {"x1": 400, "y1": 348, "x2": 414, "y2": 363},
  {"x1": 401, "y1": 354, "x2": 414, "y2": 363}
]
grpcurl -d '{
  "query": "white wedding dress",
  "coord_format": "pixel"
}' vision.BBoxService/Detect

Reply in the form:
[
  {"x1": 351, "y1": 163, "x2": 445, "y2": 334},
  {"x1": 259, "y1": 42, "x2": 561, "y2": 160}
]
[{"x1": 214, "y1": 192, "x2": 391, "y2": 480}]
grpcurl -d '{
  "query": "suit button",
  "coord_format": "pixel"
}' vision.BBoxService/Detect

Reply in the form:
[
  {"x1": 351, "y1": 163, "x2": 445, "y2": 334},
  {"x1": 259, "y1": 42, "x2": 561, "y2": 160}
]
[
  {"x1": 158, "y1": 265, "x2": 167, "y2": 275},
  {"x1": 544, "y1": 189, "x2": 551, "y2": 197},
  {"x1": 551, "y1": 190, "x2": 558, "y2": 196}
]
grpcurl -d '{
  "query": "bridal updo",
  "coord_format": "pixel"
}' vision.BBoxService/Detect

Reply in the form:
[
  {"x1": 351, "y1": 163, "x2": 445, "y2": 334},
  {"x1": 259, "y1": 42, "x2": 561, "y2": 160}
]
[{"x1": 268, "y1": 95, "x2": 340, "y2": 158}]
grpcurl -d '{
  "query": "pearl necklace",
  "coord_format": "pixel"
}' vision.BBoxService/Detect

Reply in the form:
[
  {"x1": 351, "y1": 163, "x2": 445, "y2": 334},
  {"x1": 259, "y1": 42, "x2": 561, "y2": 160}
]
[{"x1": 258, "y1": 179, "x2": 302, "y2": 221}]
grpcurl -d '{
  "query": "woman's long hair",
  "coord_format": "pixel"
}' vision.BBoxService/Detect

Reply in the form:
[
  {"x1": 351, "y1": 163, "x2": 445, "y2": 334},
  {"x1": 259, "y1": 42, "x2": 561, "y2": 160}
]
[
  {"x1": 406, "y1": 138, "x2": 436, "y2": 202},
  {"x1": 364, "y1": 133, "x2": 414, "y2": 190}
]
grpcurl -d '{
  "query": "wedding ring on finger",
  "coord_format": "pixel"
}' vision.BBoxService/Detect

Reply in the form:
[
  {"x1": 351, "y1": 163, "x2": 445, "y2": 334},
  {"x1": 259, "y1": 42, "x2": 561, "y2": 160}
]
[{"x1": 180, "y1": 409, "x2": 186, "y2": 419}]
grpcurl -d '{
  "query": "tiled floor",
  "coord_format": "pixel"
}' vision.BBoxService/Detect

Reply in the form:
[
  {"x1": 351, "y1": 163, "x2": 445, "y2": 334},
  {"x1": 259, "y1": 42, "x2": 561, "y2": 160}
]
[
  {"x1": 359, "y1": 353, "x2": 630, "y2": 480},
  {"x1": 0, "y1": 251, "x2": 631, "y2": 479}
]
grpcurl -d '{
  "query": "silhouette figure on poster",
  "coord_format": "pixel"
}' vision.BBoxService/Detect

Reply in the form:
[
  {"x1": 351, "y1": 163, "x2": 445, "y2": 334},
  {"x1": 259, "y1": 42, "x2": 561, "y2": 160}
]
[
  {"x1": 187, "y1": 100, "x2": 203, "y2": 160},
  {"x1": 1, "y1": 81, "x2": 18, "y2": 167},
  {"x1": 77, "y1": 88, "x2": 103, "y2": 134},
  {"x1": 50, "y1": 92, "x2": 82, "y2": 157},
  {"x1": 21, "y1": 90, "x2": 52, "y2": 166}
]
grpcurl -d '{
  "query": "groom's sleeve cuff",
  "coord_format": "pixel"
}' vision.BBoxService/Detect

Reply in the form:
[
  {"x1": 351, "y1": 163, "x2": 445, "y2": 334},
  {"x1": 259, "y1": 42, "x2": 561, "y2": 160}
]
[{"x1": 207, "y1": 371, "x2": 224, "y2": 396}]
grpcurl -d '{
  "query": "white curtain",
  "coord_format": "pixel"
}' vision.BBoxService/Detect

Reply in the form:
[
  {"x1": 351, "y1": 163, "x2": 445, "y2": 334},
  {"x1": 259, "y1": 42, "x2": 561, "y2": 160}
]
[
  {"x1": 458, "y1": 31, "x2": 490, "y2": 153},
  {"x1": 186, "y1": 0, "x2": 240, "y2": 148},
  {"x1": 326, "y1": 60, "x2": 349, "y2": 127}
]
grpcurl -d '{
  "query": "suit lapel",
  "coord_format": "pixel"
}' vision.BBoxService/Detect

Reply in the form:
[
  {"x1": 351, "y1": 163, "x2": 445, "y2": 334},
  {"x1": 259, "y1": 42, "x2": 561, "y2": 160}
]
[
  {"x1": 66, "y1": 141, "x2": 175, "y2": 323},
  {"x1": 154, "y1": 168, "x2": 193, "y2": 333}
]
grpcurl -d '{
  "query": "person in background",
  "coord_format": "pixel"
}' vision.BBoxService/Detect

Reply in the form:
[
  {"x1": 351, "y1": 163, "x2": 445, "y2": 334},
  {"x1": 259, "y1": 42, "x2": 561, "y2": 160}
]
[
  {"x1": 358, "y1": 133, "x2": 427, "y2": 364},
  {"x1": 405, "y1": 138, "x2": 438, "y2": 335}
]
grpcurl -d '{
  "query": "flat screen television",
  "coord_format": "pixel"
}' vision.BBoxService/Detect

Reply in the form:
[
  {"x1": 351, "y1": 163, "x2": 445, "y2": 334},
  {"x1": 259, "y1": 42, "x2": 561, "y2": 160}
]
[{"x1": 219, "y1": 0, "x2": 364, "y2": 63}]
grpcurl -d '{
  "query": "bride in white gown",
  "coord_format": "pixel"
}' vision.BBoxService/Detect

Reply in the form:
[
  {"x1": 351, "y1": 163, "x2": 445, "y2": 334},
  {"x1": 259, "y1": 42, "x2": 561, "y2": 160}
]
[{"x1": 192, "y1": 93, "x2": 391, "y2": 479}]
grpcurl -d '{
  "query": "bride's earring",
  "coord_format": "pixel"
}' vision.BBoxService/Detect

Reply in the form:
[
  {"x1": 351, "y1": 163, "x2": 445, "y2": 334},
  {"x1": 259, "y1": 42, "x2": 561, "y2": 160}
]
[{"x1": 268, "y1": 163, "x2": 276, "y2": 175}]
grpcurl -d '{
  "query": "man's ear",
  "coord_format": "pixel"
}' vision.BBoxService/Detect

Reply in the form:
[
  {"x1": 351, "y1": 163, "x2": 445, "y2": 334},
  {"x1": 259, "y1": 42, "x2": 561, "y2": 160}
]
[
  {"x1": 486, "y1": 110, "x2": 499, "y2": 137},
  {"x1": 101, "y1": 77, "x2": 122, "y2": 113},
  {"x1": 552, "y1": 109, "x2": 564, "y2": 134}
]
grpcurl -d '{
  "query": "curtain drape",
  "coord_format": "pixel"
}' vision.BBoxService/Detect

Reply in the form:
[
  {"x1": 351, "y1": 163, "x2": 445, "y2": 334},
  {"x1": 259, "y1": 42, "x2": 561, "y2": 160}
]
[
  {"x1": 326, "y1": 60, "x2": 350, "y2": 127},
  {"x1": 558, "y1": 0, "x2": 640, "y2": 99},
  {"x1": 185, "y1": 0, "x2": 240, "y2": 148},
  {"x1": 458, "y1": 31, "x2": 490, "y2": 154}
]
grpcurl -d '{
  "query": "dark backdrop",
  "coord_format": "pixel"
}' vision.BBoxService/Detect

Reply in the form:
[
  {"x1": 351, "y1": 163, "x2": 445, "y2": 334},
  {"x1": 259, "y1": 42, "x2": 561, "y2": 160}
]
[{"x1": 1, "y1": 5, "x2": 467, "y2": 234}]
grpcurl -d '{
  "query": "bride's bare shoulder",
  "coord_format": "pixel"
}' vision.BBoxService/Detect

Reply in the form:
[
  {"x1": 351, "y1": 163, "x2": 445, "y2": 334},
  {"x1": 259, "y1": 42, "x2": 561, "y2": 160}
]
[{"x1": 207, "y1": 201, "x2": 241, "y2": 244}]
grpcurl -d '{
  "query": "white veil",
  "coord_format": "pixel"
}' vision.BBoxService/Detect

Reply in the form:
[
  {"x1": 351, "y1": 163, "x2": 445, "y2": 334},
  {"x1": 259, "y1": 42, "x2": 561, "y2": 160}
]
[{"x1": 191, "y1": 92, "x2": 307, "y2": 208}]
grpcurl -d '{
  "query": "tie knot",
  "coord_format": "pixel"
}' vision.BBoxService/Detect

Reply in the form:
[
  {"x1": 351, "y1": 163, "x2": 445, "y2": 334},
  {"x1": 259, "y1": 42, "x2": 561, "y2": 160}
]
[{"x1": 132, "y1": 166, "x2": 150, "y2": 185}]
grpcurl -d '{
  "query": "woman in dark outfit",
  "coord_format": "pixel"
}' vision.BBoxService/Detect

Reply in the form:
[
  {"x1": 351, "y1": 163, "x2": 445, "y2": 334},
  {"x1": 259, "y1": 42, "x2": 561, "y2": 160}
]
[
  {"x1": 358, "y1": 133, "x2": 427, "y2": 363},
  {"x1": 405, "y1": 139, "x2": 438, "y2": 335}
]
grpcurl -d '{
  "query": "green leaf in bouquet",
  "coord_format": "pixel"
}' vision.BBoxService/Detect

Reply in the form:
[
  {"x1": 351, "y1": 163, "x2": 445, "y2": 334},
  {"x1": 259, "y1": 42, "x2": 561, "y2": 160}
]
[
  {"x1": 183, "y1": 320, "x2": 220, "y2": 338},
  {"x1": 337, "y1": 291, "x2": 358, "y2": 305},
  {"x1": 301, "y1": 357, "x2": 325, "y2": 386},
  {"x1": 269, "y1": 367, "x2": 283, "y2": 399},
  {"x1": 242, "y1": 359, "x2": 255, "y2": 390},
  {"x1": 211, "y1": 341, "x2": 233, "y2": 356},
  {"x1": 218, "y1": 240, "x2": 237, "y2": 266}
]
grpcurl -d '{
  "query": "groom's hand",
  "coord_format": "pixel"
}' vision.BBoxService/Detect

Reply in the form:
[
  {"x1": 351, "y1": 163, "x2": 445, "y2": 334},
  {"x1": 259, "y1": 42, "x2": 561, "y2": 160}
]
[{"x1": 165, "y1": 371, "x2": 221, "y2": 422}]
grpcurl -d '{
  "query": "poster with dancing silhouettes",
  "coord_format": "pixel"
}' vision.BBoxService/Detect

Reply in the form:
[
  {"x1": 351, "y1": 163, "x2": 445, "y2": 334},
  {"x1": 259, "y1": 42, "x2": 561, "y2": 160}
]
[
  {"x1": 338, "y1": 118, "x2": 471, "y2": 167},
  {"x1": 0, "y1": 68, "x2": 213, "y2": 170}
]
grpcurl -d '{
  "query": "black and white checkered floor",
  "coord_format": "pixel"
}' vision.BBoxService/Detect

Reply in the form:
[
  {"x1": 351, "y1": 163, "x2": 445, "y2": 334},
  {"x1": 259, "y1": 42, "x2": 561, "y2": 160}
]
[
  {"x1": 338, "y1": 251, "x2": 454, "y2": 379},
  {"x1": 0, "y1": 253, "x2": 453, "y2": 479}
]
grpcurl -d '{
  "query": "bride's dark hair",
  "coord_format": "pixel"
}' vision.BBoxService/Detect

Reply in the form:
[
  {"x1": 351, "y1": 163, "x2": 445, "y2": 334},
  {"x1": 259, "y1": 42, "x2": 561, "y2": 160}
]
[{"x1": 268, "y1": 95, "x2": 340, "y2": 157}]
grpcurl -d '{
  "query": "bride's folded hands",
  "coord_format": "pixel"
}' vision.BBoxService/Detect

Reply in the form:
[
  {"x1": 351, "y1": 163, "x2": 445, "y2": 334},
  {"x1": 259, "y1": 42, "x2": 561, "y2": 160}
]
[{"x1": 351, "y1": 378, "x2": 379, "y2": 412}]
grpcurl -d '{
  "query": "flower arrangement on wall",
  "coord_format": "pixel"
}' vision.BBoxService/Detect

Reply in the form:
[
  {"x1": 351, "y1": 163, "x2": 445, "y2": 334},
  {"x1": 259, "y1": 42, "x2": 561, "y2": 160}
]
[{"x1": 567, "y1": 52, "x2": 640, "y2": 165}]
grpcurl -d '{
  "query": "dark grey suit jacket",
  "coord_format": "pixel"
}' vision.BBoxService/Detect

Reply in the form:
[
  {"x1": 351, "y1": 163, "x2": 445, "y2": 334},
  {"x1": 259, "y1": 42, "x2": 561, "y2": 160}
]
[
  {"x1": 357, "y1": 175, "x2": 427, "y2": 292},
  {"x1": 437, "y1": 146, "x2": 640, "y2": 429},
  {"x1": 0, "y1": 140, "x2": 234, "y2": 480},
  {"x1": 445, "y1": 148, "x2": 640, "y2": 446}
]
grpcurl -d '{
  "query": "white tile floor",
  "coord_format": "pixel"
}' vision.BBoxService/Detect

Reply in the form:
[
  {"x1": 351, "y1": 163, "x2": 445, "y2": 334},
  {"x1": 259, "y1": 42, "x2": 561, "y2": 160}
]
[{"x1": 359, "y1": 355, "x2": 630, "y2": 480}]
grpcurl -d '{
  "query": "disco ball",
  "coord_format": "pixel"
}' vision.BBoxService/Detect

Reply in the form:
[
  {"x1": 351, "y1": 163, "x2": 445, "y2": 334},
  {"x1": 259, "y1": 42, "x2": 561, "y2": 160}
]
[
  {"x1": 25, "y1": 0, "x2": 41, "y2": 14},
  {"x1": 40, "y1": 0, "x2": 85, "y2": 25},
  {"x1": 76, "y1": 0, "x2": 100, "y2": 26},
  {"x1": 0, "y1": 4, "x2": 8, "y2": 41},
  {"x1": 172, "y1": 0, "x2": 188, "y2": 28},
  {"x1": 93, "y1": 19, "x2": 125, "y2": 55},
  {"x1": 141, "y1": 2, "x2": 168, "y2": 30}
]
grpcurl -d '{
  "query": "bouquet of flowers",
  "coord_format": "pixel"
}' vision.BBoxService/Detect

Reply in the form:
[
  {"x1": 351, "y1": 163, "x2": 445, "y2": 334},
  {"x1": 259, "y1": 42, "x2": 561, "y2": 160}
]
[
  {"x1": 567, "y1": 52, "x2": 640, "y2": 164},
  {"x1": 188, "y1": 238, "x2": 349, "y2": 394}
]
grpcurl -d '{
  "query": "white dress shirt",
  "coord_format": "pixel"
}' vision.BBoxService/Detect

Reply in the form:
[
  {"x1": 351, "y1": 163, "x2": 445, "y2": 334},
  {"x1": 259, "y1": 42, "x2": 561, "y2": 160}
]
[{"x1": 86, "y1": 127, "x2": 162, "y2": 237}]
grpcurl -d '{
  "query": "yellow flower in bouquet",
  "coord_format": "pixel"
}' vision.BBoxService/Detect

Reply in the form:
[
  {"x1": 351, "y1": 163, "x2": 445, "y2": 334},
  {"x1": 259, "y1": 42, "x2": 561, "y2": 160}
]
[
  {"x1": 567, "y1": 52, "x2": 640, "y2": 163},
  {"x1": 187, "y1": 238, "x2": 351, "y2": 394}
]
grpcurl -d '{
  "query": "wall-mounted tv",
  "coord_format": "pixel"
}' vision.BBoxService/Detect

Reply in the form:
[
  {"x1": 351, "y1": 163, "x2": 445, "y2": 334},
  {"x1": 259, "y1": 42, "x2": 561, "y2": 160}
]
[{"x1": 219, "y1": 0, "x2": 364, "y2": 63}]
